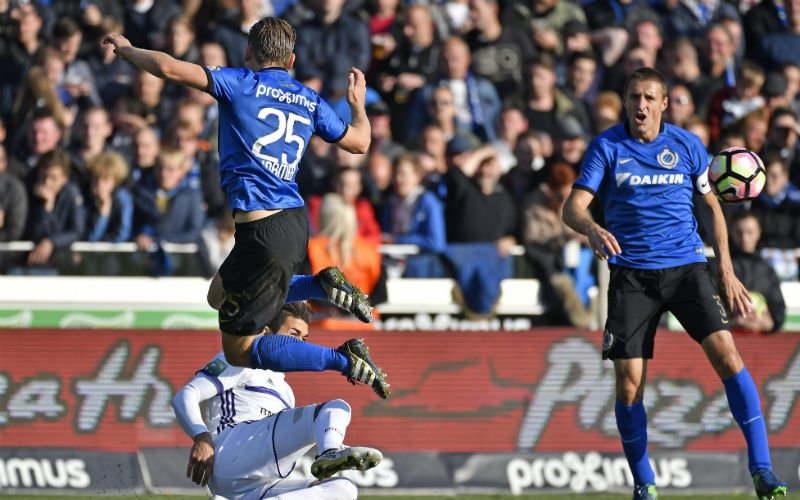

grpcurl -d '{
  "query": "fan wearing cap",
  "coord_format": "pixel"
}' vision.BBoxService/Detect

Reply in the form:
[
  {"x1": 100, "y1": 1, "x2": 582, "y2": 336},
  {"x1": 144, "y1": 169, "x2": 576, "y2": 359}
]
[{"x1": 366, "y1": 100, "x2": 406, "y2": 161}]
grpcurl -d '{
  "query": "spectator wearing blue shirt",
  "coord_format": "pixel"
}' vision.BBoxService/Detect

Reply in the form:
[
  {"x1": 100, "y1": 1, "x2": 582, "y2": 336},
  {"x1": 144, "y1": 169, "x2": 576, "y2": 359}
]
[
  {"x1": 381, "y1": 153, "x2": 446, "y2": 254},
  {"x1": 132, "y1": 147, "x2": 204, "y2": 252},
  {"x1": 85, "y1": 152, "x2": 133, "y2": 243}
]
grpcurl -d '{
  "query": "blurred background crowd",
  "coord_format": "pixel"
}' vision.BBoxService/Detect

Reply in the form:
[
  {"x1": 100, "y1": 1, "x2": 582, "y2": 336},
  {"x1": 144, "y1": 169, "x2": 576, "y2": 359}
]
[{"x1": 0, "y1": 0, "x2": 797, "y2": 329}]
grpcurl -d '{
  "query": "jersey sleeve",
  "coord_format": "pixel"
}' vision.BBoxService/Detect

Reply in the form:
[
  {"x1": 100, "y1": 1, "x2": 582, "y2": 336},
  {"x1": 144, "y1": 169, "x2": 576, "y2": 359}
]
[
  {"x1": 204, "y1": 66, "x2": 248, "y2": 103},
  {"x1": 195, "y1": 355, "x2": 245, "y2": 395},
  {"x1": 574, "y1": 138, "x2": 608, "y2": 194},
  {"x1": 313, "y1": 95, "x2": 348, "y2": 143},
  {"x1": 689, "y1": 134, "x2": 713, "y2": 195}
]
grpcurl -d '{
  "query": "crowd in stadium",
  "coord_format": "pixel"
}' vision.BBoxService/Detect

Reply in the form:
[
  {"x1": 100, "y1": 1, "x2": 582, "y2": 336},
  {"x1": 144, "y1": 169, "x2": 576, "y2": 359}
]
[{"x1": 0, "y1": 0, "x2": 798, "y2": 326}]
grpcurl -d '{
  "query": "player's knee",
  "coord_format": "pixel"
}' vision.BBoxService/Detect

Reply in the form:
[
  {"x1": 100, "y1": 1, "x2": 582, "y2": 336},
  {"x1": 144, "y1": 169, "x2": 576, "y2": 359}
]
[{"x1": 326, "y1": 399, "x2": 351, "y2": 414}]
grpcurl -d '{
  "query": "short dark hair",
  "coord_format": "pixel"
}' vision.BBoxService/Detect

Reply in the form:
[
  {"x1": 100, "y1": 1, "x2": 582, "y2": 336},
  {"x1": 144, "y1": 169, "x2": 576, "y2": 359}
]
[
  {"x1": 52, "y1": 17, "x2": 81, "y2": 41},
  {"x1": 268, "y1": 302, "x2": 312, "y2": 334},
  {"x1": 248, "y1": 17, "x2": 296, "y2": 68},
  {"x1": 37, "y1": 148, "x2": 71, "y2": 176},
  {"x1": 624, "y1": 67, "x2": 667, "y2": 99},
  {"x1": 731, "y1": 209, "x2": 759, "y2": 226}
]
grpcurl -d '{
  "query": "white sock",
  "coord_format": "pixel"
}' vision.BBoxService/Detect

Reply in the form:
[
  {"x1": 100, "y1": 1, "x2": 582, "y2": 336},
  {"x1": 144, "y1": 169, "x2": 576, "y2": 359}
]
[
  {"x1": 313, "y1": 399, "x2": 351, "y2": 452},
  {"x1": 264, "y1": 478, "x2": 358, "y2": 500}
]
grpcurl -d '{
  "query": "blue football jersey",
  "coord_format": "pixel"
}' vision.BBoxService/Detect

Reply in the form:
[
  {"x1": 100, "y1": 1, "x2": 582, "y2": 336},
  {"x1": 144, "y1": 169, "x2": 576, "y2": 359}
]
[
  {"x1": 206, "y1": 66, "x2": 348, "y2": 211},
  {"x1": 574, "y1": 123, "x2": 709, "y2": 269}
]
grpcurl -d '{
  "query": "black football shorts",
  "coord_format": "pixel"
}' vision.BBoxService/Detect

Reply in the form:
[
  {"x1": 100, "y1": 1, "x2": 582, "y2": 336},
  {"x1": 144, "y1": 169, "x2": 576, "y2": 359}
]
[
  {"x1": 217, "y1": 207, "x2": 308, "y2": 336},
  {"x1": 602, "y1": 263, "x2": 729, "y2": 359}
]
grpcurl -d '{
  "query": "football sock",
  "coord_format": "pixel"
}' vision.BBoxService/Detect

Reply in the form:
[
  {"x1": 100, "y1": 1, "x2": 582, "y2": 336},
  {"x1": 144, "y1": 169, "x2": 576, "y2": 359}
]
[
  {"x1": 250, "y1": 334, "x2": 350, "y2": 373},
  {"x1": 615, "y1": 400, "x2": 656, "y2": 486},
  {"x1": 723, "y1": 368, "x2": 772, "y2": 473},
  {"x1": 286, "y1": 275, "x2": 327, "y2": 303},
  {"x1": 313, "y1": 399, "x2": 352, "y2": 452}
]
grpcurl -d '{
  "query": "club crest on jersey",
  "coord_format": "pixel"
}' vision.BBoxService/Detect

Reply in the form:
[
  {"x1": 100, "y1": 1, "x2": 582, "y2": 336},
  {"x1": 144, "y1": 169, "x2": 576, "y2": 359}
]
[
  {"x1": 603, "y1": 330, "x2": 614, "y2": 352},
  {"x1": 657, "y1": 147, "x2": 679, "y2": 169}
]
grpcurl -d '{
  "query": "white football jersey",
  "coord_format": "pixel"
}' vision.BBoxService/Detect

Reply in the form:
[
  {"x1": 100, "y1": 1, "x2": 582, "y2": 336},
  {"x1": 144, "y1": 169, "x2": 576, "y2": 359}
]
[{"x1": 195, "y1": 353, "x2": 295, "y2": 434}]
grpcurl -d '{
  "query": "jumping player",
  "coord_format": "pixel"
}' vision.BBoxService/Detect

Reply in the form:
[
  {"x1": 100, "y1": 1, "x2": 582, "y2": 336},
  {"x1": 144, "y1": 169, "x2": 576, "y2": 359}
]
[
  {"x1": 562, "y1": 67, "x2": 788, "y2": 500},
  {"x1": 103, "y1": 19, "x2": 386, "y2": 394},
  {"x1": 173, "y1": 302, "x2": 383, "y2": 500}
]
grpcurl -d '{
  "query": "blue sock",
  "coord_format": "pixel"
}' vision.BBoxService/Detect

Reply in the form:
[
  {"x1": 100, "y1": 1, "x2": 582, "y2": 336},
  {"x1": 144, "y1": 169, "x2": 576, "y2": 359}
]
[
  {"x1": 249, "y1": 334, "x2": 350, "y2": 373},
  {"x1": 723, "y1": 368, "x2": 772, "y2": 473},
  {"x1": 286, "y1": 275, "x2": 326, "y2": 303},
  {"x1": 615, "y1": 400, "x2": 655, "y2": 486}
]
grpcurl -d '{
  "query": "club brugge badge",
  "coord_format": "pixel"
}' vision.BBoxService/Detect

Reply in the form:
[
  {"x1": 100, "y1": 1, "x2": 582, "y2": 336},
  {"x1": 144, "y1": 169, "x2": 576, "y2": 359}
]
[{"x1": 657, "y1": 147, "x2": 679, "y2": 169}]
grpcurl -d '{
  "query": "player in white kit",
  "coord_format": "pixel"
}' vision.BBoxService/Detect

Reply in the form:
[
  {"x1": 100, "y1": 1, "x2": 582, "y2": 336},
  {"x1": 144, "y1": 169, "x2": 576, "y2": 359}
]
[{"x1": 172, "y1": 302, "x2": 383, "y2": 500}]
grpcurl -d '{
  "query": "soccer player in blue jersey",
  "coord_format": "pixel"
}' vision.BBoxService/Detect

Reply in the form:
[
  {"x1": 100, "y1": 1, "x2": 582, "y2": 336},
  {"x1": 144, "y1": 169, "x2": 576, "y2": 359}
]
[
  {"x1": 103, "y1": 18, "x2": 389, "y2": 399},
  {"x1": 563, "y1": 67, "x2": 788, "y2": 500}
]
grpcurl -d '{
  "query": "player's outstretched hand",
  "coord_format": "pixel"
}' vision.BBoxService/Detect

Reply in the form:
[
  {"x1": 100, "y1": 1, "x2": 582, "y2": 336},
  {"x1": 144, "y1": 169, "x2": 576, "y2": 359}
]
[
  {"x1": 719, "y1": 270, "x2": 754, "y2": 319},
  {"x1": 347, "y1": 67, "x2": 366, "y2": 109},
  {"x1": 102, "y1": 33, "x2": 132, "y2": 60},
  {"x1": 187, "y1": 432, "x2": 215, "y2": 487},
  {"x1": 587, "y1": 225, "x2": 621, "y2": 260}
]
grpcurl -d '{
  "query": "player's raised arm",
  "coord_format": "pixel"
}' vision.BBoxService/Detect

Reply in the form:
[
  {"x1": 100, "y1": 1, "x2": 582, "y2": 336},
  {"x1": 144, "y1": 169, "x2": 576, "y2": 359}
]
[
  {"x1": 336, "y1": 68, "x2": 371, "y2": 154},
  {"x1": 103, "y1": 33, "x2": 209, "y2": 91},
  {"x1": 700, "y1": 190, "x2": 754, "y2": 318},
  {"x1": 563, "y1": 188, "x2": 621, "y2": 260}
]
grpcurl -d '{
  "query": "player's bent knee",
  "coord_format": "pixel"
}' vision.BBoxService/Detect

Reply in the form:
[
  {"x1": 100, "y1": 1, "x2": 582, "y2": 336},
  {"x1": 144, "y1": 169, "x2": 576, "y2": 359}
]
[{"x1": 314, "y1": 399, "x2": 351, "y2": 420}]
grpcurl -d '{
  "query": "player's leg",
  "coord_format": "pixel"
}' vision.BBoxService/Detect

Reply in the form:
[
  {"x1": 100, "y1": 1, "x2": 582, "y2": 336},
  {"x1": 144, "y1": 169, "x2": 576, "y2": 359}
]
[
  {"x1": 209, "y1": 268, "x2": 373, "y2": 322},
  {"x1": 262, "y1": 478, "x2": 358, "y2": 500},
  {"x1": 272, "y1": 401, "x2": 382, "y2": 480},
  {"x1": 604, "y1": 265, "x2": 663, "y2": 500},
  {"x1": 669, "y1": 264, "x2": 787, "y2": 499}
]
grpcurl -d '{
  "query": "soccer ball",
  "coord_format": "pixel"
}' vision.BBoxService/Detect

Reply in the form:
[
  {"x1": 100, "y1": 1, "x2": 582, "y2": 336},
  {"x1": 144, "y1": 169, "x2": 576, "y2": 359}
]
[{"x1": 707, "y1": 147, "x2": 766, "y2": 203}]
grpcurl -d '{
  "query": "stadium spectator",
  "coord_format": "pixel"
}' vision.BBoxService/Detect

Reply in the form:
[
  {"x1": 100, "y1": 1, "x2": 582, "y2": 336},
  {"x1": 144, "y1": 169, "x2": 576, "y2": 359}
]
[
  {"x1": 0, "y1": 3, "x2": 43, "y2": 119},
  {"x1": 0, "y1": 144, "x2": 27, "y2": 243},
  {"x1": 380, "y1": 153, "x2": 446, "y2": 253},
  {"x1": 521, "y1": 161, "x2": 594, "y2": 327},
  {"x1": 407, "y1": 37, "x2": 501, "y2": 143},
  {"x1": 722, "y1": 210, "x2": 787, "y2": 333},
  {"x1": 363, "y1": 151, "x2": 394, "y2": 215},
  {"x1": 131, "y1": 69, "x2": 172, "y2": 131},
  {"x1": 85, "y1": 152, "x2": 133, "y2": 243},
  {"x1": 743, "y1": 0, "x2": 787, "y2": 60},
  {"x1": 378, "y1": 3, "x2": 441, "y2": 142},
  {"x1": 123, "y1": 0, "x2": 180, "y2": 51},
  {"x1": 703, "y1": 23, "x2": 738, "y2": 92},
  {"x1": 501, "y1": 131, "x2": 547, "y2": 203},
  {"x1": 465, "y1": 0, "x2": 536, "y2": 103},
  {"x1": 307, "y1": 193, "x2": 382, "y2": 299},
  {"x1": 200, "y1": 208, "x2": 236, "y2": 274},
  {"x1": 740, "y1": 107, "x2": 771, "y2": 154},
  {"x1": 764, "y1": 107, "x2": 800, "y2": 184},
  {"x1": 24, "y1": 148, "x2": 85, "y2": 268},
  {"x1": 366, "y1": 100, "x2": 405, "y2": 161},
  {"x1": 565, "y1": 51, "x2": 599, "y2": 120},
  {"x1": 416, "y1": 85, "x2": 481, "y2": 151},
  {"x1": 132, "y1": 148, "x2": 204, "y2": 272},
  {"x1": 500, "y1": 0, "x2": 587, "y2": 55},
  {"x1": 706, "y1": 60, "x2": 766, "y2": 143},
  {"x1": 664, "y1": 37, "x2": 715, "y2": 113},
  {"x1": 750, "y1": 150, "x2": 800, "y2": 249},
  {"x1": 18, "y1": 111, "x2": 64, "y2": 174},
  {"x1": 88, "y1": 17, "x2": 137, "y2": 108},
  {"x1": 130, "y1": 126, "x2": 160, "y2": 184},
  {"x1": 69, "y1": 106, "x2": 116, "y2": 190},
  {"x1": 664, "y1": 0, "x2": 741, "y2": 40},
  {"x1": 760, "y1": 0, "x2": 800, "y2": 70},
  {"x1": 444, "y1": 144, "x2": 516, "y2": 249},
  {"x1": 211, "y1": 0, "x2": 261, "y2": 69},
  {"x1": 308, "y1": 166, "x2": 381, "y2": 244},
  {"x1": 11, "y1": 47, "x2": 73, "y2": 135},
  {"x1": 665, "y1": 84, "x2": 696, "y2": 128},
  {"x1": 685, "y1": 115, "x2": 713, "y2": 153},
  {"x1": 491, "y1": 106, "x2": 529, "y2": 173},
  {"x1": 551, "y1": 115, "x2": 588, "y2": 169},
  {"x1": 591, "y1": 90, "x2": 622, "y2": 134},
  {"x1": 52, "y1": 17, "x2": 102, "y2": 108},
  {"x1": 526, "y1": 53, "x2": 588, "y2": 138},
  {"x1": 293, "y1": 0, "x2": 371, "y2": 99},
  {"x1": 762, "y1": 71, "x2": 791, "y2": 111}
]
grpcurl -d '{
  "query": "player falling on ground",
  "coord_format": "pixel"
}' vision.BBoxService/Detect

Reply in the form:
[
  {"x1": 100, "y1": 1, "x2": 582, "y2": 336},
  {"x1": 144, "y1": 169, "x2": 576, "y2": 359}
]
[
  {"x1": 173, "y1": 302, "x2": 382, "y2": 500},
  {"x1": 103, "y1": 19, "x2": 388, "y2": 398},
  {"x1": 563, "y1": 67, "x2": 788, "y2": 500}
]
